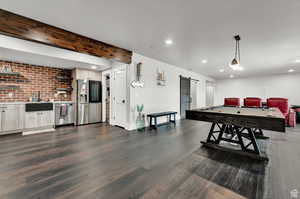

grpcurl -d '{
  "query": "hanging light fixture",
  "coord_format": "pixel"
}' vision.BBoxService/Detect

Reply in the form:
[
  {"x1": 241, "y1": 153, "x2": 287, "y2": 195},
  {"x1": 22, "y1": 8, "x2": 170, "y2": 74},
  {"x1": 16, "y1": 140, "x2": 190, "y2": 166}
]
[{"x1": 229, "y1": 35, "x2": 243, "y2": 71}]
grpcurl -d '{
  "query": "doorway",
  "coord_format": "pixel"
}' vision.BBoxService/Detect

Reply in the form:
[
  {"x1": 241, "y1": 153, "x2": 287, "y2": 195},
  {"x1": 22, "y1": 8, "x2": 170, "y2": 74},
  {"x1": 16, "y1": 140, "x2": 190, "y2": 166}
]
[
  {"x1": 180, "y1": 76, "x2": 191, "y2": 119},
  {"x1": 111, "y1": 66, "x2": 127, "y2": 128},
  {"x1": 190, "y1": 79, "x2": 198, "y2": 109},
  {"x1": 206, "y1": 81, "x2": 215, "y2": 106},
  {"x1": 105, "y1": 75, "x2": 110, "y2": 122}
]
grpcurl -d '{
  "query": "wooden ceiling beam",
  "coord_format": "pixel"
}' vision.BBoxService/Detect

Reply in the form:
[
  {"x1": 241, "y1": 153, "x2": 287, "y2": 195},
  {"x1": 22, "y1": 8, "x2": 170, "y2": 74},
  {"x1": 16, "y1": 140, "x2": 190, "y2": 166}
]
[{"x1": 0, "y1": 9, "x2": 132, "y2": 64}]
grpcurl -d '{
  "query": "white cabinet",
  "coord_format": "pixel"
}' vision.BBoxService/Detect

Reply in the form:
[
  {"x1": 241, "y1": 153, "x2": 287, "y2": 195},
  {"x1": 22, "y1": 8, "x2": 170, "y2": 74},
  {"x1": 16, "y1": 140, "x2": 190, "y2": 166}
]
[
  {"x1": 40, "y1": 111, "x2": 54, "y2": 127},
  {"x1": 75, "y1": 69, "x2": 101, "y2": 81},
  {"x1": 2, "y1": 107, "x2": 19, "y2": 132},
  {"x1": 0, "y1": 109, "x2": 2, "y2": 132},
  {"x1": 25, "y1": 112, "x2": 38, "y2": 129},
  {"x1": 25, "y1": 111, "x2": 54, "y2": 129},
  {"x1": 0, "y1": 104, "x2": 24, "y2": 134}
]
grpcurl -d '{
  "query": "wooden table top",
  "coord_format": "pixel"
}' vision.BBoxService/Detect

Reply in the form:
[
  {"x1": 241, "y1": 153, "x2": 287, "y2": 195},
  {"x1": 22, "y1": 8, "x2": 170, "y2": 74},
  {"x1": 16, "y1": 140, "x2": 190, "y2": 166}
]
[{"x1": 191, "y1": 106, "x2": 285, "y2": 119}]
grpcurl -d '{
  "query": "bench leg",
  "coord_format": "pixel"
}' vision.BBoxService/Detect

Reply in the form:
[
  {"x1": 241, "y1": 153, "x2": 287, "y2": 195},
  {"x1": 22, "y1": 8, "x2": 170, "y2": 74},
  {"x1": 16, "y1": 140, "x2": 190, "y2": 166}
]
[
  {"x1": 148, "y1": 117, "x2": 154, "y2": 130},
  {"x1": 173, "y1": 114, "x2": 176, "y2": 126}
]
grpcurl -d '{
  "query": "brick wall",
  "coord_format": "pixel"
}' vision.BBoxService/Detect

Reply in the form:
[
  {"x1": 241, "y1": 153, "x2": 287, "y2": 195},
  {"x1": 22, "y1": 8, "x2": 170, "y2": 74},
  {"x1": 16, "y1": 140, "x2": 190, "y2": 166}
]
[{"x1": 0, "y1": 60, "x2": 72, "y2": 102}]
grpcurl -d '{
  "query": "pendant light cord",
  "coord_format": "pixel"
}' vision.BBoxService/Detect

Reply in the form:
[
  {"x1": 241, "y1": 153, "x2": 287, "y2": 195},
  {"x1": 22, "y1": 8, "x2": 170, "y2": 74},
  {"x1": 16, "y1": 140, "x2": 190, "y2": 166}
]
[
  {"x1": 237, "y1": 40, "x2": 240, "y2": 62},
  {"x1": 235, "y1": 40, "x2": 238, "y2": 59}
]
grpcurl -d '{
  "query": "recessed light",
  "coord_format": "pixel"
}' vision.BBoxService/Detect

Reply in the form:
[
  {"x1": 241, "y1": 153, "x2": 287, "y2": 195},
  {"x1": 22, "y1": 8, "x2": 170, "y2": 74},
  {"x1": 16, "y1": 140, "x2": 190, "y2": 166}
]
[
  {"x1": 91, "y1": 66, "x2": 97, "y2": 69},
  {"x1": 288, "y1": 69, "x2": 295, "y2": 73},
  {"x1": 219, "y1": 69, "x2": 225, "y2": 73},
  {"x1": 165, "y1": 39, "x2": 173, "y2": 45},
  {"x1": 229, "y1": 74, "x2": 234, "y2": 78},
  {"x1": 202, "y1": 59, "x2": 208, "y2": 64},
  {"x1": 295, "y1": 60, "x2": 300, "y2": 63}
]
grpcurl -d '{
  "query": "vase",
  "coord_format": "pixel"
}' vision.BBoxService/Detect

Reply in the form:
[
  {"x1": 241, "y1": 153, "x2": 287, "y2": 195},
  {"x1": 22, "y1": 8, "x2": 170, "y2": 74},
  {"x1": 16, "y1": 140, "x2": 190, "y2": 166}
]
[{"x1": 136, "y1": 113, "x2": 145, "y2": 132}]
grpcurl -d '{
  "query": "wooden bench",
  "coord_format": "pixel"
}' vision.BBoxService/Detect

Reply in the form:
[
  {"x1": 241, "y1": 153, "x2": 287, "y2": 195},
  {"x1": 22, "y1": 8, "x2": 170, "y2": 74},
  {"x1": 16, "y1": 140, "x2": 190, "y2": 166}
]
[{"x1": 147, "y1": 111, "x2": 177, "y2": 130}]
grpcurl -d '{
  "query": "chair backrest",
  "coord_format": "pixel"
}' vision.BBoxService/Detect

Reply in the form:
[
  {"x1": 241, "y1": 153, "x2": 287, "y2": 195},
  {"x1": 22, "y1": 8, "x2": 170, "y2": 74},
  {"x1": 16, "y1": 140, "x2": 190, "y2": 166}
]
[
  {"x1": 267, "y1": 98, "x2": 289, "y2": 115},
  {"x1": 224, "y1": 98, "x2": 240, "y2": 107},
  {"x1": 244, "y1": 97, "x2": 262, "y2": 107}
]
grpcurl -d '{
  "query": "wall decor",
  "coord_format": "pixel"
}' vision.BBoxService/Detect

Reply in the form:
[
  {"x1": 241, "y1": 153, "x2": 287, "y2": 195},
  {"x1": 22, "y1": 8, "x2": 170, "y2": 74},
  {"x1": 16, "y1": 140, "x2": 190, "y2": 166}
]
[
  {"x1": 0, "y1": 63, "x2": 20, "y2": 75},
  {"x1": 157, "y1": 68, "x2": 166, "y2": 86},
  {"x1": 0, "y1": 64, "x2": 12, "y2": 73},
  {"x1": 131, "y1": 62, "x2": 144, "y2": 88}
]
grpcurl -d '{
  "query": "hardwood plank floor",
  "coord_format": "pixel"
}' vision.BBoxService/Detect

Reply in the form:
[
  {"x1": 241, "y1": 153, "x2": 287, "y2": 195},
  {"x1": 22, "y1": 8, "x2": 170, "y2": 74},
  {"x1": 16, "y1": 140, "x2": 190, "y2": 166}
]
[{"x1": 0, "y1": 120, "x2": 299, "y2": 199}]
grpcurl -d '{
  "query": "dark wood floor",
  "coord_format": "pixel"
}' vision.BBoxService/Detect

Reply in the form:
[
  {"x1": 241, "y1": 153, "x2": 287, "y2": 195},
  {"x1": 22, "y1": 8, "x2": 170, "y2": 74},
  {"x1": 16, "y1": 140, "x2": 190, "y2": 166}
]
[{"x1": 0, "y1": 120, "x2": 299, "y2": 199}]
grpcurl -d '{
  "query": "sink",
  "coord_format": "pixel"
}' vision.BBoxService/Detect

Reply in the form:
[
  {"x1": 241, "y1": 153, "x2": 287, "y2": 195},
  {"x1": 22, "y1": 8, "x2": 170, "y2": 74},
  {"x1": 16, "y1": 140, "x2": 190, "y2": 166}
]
[{"x1": 25, "y1": 103, "x2": 53, "y2": 112}]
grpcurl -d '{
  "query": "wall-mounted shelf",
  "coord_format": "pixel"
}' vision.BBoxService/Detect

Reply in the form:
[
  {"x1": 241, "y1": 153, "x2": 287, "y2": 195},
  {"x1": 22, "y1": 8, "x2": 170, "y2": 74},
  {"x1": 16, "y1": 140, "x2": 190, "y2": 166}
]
[
  {"x1": 56, "y1": 88, "x2": 73, "y2": 92},
  {"x1": 0, "y1": 78, "x2": 30, "y2": 83},
  {"x1": 0, "y1": 85, "x2": 20, "y2": 90},
  {"x1": 56, "y1": 76, "x2": 72, "y2": 81},
  {"x1": 0, "y1": 72, "x2": 21, "y2": 76}
]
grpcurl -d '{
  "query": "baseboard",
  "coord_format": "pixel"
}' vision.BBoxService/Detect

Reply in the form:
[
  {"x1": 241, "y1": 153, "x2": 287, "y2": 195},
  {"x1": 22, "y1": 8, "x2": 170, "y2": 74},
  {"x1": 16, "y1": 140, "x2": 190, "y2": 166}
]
[{"x1": 22, "y1": 128, "x2": 55, "y2": 136}]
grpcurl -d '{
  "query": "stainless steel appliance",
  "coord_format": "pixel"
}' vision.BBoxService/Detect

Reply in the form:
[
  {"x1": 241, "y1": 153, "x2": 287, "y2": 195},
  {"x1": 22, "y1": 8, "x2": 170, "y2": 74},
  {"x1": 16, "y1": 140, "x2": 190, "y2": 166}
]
[
  {"x1": 77, "y1": 80, "x2": 102, "y2": 125},
  {"x1": 55, "y1": 102, "x2": 74, "y2": 126}
]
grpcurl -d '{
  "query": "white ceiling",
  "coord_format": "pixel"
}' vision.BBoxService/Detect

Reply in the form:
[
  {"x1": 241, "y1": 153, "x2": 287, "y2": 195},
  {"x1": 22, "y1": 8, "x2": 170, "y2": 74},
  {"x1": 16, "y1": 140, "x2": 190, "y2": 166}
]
[{"x1": 1, "y1": 0, "x2": 300, "y2": 79}]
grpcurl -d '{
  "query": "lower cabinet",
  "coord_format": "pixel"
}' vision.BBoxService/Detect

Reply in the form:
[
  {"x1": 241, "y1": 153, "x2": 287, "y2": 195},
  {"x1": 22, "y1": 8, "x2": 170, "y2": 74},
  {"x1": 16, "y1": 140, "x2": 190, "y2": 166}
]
[
  {"x1": 24, "y1": 112, "x2": 38, "y2": 129},
  {"x1": 0, "y1": 110, "x2": 2, "y2": 132},
  {"x1": 0, "y1": 105, "x2": 24, "y2": 135},
  {"x1": 0, "y1": 104, "x2": 55, "y2": 135},
  {"x1": 40, "y1": 111, "x2": 54, "y2": 127},
  {"x1": 2, "y1": 107, "x2": 19, "y2": 132},
  {"x1": 25, "y1": 111, "x2": 54, "y2": 129}
]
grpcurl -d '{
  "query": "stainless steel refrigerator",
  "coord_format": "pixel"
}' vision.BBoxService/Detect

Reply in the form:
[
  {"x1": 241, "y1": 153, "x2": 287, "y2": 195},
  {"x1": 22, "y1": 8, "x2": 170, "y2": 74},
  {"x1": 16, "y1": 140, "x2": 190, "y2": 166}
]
[{"x1": 77, "y1": 80, "x2": 102, "y2": 125}]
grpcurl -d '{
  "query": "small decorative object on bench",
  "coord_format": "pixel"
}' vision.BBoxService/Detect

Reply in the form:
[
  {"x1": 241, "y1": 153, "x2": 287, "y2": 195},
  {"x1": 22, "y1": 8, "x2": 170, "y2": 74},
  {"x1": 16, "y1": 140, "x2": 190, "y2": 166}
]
[
  {"x1": 136, "y1": 104, "x2": 145, "y2": 132},
  {"x1": 147, "y1": 111, "x2": 177, "y2": 130}
]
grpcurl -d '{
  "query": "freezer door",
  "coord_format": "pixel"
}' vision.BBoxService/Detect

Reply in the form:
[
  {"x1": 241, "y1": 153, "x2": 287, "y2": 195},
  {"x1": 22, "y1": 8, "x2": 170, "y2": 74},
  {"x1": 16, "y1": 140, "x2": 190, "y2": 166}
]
[
  {"x1": 88, "y1": 103, "x2": 102, "y2": 123},
  {"x1": 78, "y1": 103, "x2": 89, "y2": 125}
]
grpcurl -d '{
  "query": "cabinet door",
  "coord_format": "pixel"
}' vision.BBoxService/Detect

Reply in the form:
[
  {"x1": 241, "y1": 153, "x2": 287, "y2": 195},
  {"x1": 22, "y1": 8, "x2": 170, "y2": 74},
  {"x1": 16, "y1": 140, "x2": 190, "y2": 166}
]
[
  {"x1": 0, "y1": 110, "x2": 2, "y2": 132},
  {"x1": 40, "y1": 111, "x2": 54, "y2": 127},
  {"x1": 2, "y1": 107, "x2": 19, "y2": 132},
  {"x1": 25, "y1": 112, "x2": 38, "y2": 129},
  {"x1": 89, "y1": 71, "x2": 101, "y2": 81}
]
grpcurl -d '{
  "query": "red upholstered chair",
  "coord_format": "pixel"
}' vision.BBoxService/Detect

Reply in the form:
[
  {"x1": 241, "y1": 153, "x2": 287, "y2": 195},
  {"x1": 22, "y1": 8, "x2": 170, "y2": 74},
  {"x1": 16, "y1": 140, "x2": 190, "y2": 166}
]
[
  {"x1": 224, "y1": 98, "x2": 240, "y2": 107},
  {"x1": 288, "y1": 110, "x2": 296, "y2": 127},
  {"x1": 267, "y1": 98, "x2": 290, "y2": 125},
  {"x1": 244, "y1": 97, "x2": 262, "y2": 108}
]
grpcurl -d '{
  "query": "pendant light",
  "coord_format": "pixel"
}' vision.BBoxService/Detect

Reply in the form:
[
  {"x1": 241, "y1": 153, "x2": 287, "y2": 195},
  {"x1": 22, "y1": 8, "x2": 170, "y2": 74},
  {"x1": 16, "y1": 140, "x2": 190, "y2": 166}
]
[{"x1": 229, "y1": 35, "x2": 243, "y2": 71}]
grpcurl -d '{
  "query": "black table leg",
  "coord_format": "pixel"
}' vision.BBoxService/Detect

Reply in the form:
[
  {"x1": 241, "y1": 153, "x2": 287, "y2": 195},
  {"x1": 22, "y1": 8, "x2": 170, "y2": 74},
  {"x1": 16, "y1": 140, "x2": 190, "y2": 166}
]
[
  {"x1": 201, "y1": 123, "x2": 267, "y2": 161},
  {"x1": 253, "y1": 128, "x2": 269, "y2": 139}
]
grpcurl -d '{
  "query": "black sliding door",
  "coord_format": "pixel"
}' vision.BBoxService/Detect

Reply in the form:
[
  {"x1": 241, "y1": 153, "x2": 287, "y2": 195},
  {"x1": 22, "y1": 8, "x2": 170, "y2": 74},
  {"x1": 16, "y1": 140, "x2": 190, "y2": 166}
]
[{"x1": 180, "y1": 76, "x2": 191, "y2": 119}]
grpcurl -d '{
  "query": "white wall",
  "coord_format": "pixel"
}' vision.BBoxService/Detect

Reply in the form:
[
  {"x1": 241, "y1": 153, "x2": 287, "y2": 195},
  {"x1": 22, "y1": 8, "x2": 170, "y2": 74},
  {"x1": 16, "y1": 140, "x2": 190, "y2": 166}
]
[
  {"x1": 128, "y1": 53, "x2": 214, "y2": 130},
  {"x1": 215, "y1": 73, "x2": 300, "y2": 106}
]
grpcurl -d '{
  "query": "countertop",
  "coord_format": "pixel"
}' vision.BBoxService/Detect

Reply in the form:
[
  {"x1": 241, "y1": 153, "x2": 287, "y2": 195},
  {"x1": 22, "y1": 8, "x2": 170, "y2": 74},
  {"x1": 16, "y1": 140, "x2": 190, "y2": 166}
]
[{"x1": 0, "y1": 101, "x2": 74, "y2": 105}]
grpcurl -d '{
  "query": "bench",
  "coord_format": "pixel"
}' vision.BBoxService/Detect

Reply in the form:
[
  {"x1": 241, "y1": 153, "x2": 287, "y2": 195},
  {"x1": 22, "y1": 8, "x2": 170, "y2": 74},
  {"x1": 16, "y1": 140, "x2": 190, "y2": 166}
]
[{"x1": 147, "y1": 111, "x2": 177, "y2": 130}]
